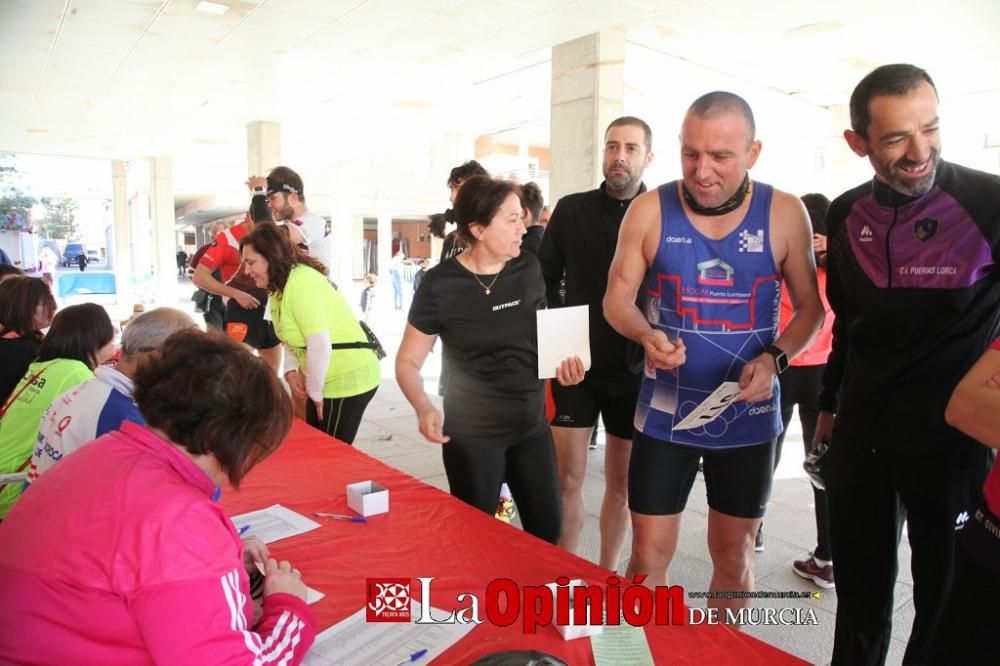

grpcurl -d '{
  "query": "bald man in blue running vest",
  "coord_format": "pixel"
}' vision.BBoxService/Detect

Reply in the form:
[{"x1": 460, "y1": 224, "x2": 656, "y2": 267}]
[{"x1": 603, "y1": 92, "x2": 824, "y2": 616}]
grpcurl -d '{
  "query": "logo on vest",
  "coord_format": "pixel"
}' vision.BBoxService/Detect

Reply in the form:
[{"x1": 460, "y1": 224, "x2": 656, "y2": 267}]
[
  {"x1": 665, "y1": 236, "x2": 693, "y2": 245},
  {"x1": 913, "y1": 218, "x2": 938, "y2": 242},
  {"x1": 738, "y1": 229, "x2": 764, "y2": 253},
  {"x1": 747, "y1": 403, "x2": 776, "y2": 416},
  {"x1": 696, "y1": 258, "x2": 735, "y2": 287},
  {"x1": 859, "y1": 225, "x2": 873, "y2": 242}
]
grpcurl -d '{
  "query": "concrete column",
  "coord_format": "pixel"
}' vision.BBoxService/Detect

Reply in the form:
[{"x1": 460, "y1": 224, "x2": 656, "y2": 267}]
[
  {"x1": 247, "y1": 121, "x2": 282, "y2": 176},
  {"x1": 376, "y1": 210, "x2": 392, "y2": 312},
  {"x1": 352, "y1": 215, "x2": 365, "y2": 279},
  {"x1": 148, "y1": 157, "x2": 175, "y2": 306},
  {"x1": 549, "y1": 30, "x2": 625, "y2": 204},
  {"x1": 329, "y1": 164, "x2": 354, "y2": 291},
  {"x1": 110, "y1": 160, "x2": 133, "y2": 308}
]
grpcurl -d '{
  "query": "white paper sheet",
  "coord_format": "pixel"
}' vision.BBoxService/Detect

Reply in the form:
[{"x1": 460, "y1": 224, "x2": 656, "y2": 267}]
[
  {"x1": 537, "y1": 305, "x2": 591, "y2": 379},
  {"x1": 591, "y1": 623, "x2": 655, "y2": 666},
  {"x1": 303, "y1": 602, "x2": 473, "y2": 666},
  {"x1": 231, "y1": 504, "x2": 321, "y2": 544},
  {"x1": 672, "y1": 381, "x2": 742, "y2": 431}
]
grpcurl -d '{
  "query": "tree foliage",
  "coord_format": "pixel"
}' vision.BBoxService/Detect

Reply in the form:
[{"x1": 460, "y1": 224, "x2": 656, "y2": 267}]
[
  {"x1": 37, "y1": 196, "x2": 80, "y2": 240},
  {"x1": 0, "y1": 153, "x2": 36, "y2": 231}
]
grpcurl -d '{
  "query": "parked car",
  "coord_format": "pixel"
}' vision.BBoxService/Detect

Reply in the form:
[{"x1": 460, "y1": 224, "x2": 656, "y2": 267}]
[
  {"x1": 86, "y1": 249, "x2": 100, "y2": 264},
  {"x1": 62, "y1": 243, "x2": 86, "y2": 267}
]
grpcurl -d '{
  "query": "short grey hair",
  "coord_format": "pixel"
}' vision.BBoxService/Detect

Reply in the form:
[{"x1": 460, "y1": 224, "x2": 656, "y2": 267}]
[
  {"x1": 687, "y1": 91, "x2": 756, "y2": 142},
  {"x1": 121, "y1": 307, "x2": 197, "y2": 356}
]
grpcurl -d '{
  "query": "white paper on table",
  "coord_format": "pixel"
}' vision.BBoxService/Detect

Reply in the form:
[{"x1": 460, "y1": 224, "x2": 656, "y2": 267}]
[
  {"x1": 537, "y1": 305, "x2": 591, "y2": 379},
  {"x1": 231, "y1": 504, "x2": 321, "y2": 544},
  {"x1": 672, "y1": 381, "x2": 742, "y2": 431},
  {"x1": 254, "y1": 562, "x2": 324, "y2": 604},
  {"x1": 591, "y1": 623, "x2": 655, "y2": 666},
  {"x1": 303, "y1": 602, "x2": 473, "y2": 666}
]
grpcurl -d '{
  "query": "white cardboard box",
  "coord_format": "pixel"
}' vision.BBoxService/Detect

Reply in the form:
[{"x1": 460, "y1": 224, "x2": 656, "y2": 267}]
[
  {"x1": 545, "y1": 579, "x2": 604, "y2": 640},
  {"x1": 346, "y1": 481, "x2": 389, "y2": 517}
]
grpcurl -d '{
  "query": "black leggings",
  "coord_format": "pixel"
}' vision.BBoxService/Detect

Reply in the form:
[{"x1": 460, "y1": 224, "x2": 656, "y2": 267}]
[
  {"x1": 305, "y1": 386, "x2": 378, "y2": 445},
  {"x1": 774, "y1": 364, "x2": 832, "y2": 561},
  {"x1": 441, "y1": 432, "x2": 562, "y2": 544}
]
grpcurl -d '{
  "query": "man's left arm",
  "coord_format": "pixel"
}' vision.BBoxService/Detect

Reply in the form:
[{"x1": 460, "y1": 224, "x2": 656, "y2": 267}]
[{"x1": 737, "y1": 193, "x2": 824, "y2": 402}]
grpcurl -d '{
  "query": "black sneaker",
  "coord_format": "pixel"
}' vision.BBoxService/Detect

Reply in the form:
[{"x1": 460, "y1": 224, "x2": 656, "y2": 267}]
[{"x1": 754, "y1": 526, "x2": 764, "y2": 553}]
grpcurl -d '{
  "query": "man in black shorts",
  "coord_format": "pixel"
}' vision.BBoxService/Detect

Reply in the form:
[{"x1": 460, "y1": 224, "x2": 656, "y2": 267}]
[
  {"x1": 538, "y1": 116, "x2": 653, "y2": 571},
  {"x1": 604, "y1": 93, "x2": 822, "y2": 614}
]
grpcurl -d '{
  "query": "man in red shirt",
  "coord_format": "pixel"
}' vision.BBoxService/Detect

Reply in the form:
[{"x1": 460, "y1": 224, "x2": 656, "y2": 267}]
[{"x1": 192, "y1": 209, "x2": 280, "y2": 371}]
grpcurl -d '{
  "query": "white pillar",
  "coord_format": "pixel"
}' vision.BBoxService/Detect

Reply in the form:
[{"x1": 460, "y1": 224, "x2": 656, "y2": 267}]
[
  {"x1": 247, "y1": 121, "x2": 282, "y2": 176},
  {"x1": 148, "y1": 157, "x2": 175, "y2": 306},
  {"x1": 549, "y1": 30, "x2": 625, "y2": 204},
  {"x1": 376, "y1": 210, "x2": 393, "y2": 311},
  {"x1": 110, "y1": 160, "x2": 133, "y2": 308},
  {"x1": 352, "y1": 214, "x2": 366, "y2": 279},
  {"x1": 330, "y1": 163, "x2": 354, "y2": 291}
]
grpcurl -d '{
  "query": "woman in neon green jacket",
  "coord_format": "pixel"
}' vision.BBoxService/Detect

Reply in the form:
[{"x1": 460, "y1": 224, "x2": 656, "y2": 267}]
[
  {"x1": 0, "y1": 303, "x2": 115, "y2": 517},
  {"x1": 240, "y1": 223, "x2": 379, "y2": 444}
]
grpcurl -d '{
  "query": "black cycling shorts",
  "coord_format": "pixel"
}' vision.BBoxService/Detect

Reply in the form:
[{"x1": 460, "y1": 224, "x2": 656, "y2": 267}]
[
  {"x1": 628, "y1": 431, "x2": 775, "y2": 518},
  {"x1": 225, "y1": 299, "x2": 280, "y2": 350},
  {"x1": 549, "y1": 373, "x2": 640, "y2": 440}
]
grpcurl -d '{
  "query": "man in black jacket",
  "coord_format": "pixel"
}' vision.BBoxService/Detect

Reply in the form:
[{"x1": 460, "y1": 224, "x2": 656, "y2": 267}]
[
  {"x1": 816, "y1": 63, "x2": 1000, "y2": 665},
  {"x1": 538, "y1": 116, "x2": 653, "y2": 571}
]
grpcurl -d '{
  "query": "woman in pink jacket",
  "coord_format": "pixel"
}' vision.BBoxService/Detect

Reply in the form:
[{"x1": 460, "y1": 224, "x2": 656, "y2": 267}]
[{"x1": 0, "y1": 329, "x2": 317, "y2": 664}]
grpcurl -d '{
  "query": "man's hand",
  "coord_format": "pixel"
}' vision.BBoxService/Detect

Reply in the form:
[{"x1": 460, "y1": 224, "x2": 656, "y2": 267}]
[
  {"x1": 263, "y1": 559, "x2": 308, "y2": 601},
  {"x1": 231, "y1": 290, "x2": 260, "y2": 310},
  {"x1": 247, "y1": 175, "x2": 267, "y2": 192},
  {"x1": 737, "y1": 353, "x2": 777, "y2": 403},
  {"x1": 417, "y1": 406, "x2": 449, "y2": 444},
  {"x1": 812, "y1": 411, "x2": 836, "y2": 451},
  {"x1": 641, "y1": 329, "x2": 686, "y2": 371}
]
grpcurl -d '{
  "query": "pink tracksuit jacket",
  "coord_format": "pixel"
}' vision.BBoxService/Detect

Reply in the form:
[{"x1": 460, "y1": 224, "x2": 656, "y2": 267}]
[{"x1": 0, "y1": 421, "x2": 317, "y2": 664}]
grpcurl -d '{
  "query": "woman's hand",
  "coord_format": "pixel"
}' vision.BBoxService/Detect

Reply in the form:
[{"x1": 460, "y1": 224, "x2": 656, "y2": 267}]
[
  {"x1": 263, "y1": 559, "x2": 308, "y2": 602},
  {"x1": 417, "y1": 406, "x2": 449, "y2": 444},
  {"x1": 242, "y1": 535, "x2": 269, "y2": 573},
  {"x1": 284, "y1": 370, "x2": 308, "y2": 400},
  {"x1": 554, "y1": 356, "x2": 586, "y2": 386}
]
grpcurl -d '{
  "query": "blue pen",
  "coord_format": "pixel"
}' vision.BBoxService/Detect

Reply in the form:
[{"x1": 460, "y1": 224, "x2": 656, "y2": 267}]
[
  {"x1": 389, "y1": 649, "x2": 427, "y2": 666},
  {"x1": 238, "y1": 525, "x2": 251, "y2": 536}
]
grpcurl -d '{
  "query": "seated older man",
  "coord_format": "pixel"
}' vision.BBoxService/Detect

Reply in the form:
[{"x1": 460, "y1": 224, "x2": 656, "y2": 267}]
[{"x1": 25, "y1": 307, "x2": 196, "y2": 486}]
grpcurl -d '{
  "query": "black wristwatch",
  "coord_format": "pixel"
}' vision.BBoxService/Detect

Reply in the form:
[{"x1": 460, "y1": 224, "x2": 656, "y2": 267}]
[{"x1": 766, "y1": 344, "x2": 789, "y2": 374}]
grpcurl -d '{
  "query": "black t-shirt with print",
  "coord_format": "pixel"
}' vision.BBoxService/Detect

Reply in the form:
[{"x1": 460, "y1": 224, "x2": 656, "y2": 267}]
[{"x1": 408, "y1": 252, "x2": 547, "y2": 447}]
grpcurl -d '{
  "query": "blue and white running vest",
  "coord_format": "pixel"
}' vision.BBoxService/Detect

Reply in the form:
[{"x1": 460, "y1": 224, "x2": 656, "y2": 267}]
[{"x1": 634, "y1": 182, "x2": 782, "y2": 449}]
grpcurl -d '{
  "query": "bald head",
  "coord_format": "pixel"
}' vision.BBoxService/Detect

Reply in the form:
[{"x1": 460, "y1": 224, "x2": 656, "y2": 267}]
[
  {"x1": 686, "y1": 91, "x2": 756, "y2": 143},
  {"x1": 121, "y1": 307, "x2": 197, "y2": 357}
]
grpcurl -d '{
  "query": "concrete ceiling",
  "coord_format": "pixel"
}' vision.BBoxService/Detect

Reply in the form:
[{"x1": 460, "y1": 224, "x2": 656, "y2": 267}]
[{"x1": 2, "y1": 0, "x2": 999, "y2": 217}]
